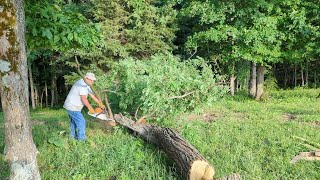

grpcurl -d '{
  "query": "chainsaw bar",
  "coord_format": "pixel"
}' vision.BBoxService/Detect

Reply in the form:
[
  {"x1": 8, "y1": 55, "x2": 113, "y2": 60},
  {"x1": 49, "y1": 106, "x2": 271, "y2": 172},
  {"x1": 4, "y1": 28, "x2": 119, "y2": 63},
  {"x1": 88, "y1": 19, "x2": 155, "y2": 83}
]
[{"x1": 88, "y1": 112, "x2": 114, "y2": 121}]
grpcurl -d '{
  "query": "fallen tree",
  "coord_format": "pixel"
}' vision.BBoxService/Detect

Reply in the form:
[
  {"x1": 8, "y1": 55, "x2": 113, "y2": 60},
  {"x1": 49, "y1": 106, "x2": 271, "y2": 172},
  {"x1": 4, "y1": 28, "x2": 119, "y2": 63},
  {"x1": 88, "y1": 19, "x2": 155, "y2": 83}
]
[{"x1": 114, "y1": 114, "x2": 241, "y2": 180}]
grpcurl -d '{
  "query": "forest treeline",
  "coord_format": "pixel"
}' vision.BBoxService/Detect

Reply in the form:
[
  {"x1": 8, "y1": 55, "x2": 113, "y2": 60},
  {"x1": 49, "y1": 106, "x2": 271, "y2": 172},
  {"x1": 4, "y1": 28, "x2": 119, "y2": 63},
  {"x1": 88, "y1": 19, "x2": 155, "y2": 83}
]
[{"x1": 24, "y1": 0, "x2": 319, "y2": 109}]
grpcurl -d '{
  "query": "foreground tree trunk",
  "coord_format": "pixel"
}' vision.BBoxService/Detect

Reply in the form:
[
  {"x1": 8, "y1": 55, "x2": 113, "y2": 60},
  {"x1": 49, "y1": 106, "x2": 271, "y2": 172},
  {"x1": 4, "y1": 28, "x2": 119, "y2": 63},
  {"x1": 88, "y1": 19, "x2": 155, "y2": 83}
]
[
  {"x1": 0, "y1": 0, "x2": 41, "y2": 179},
  {"x1": 249, "y1": 62, "x2": 256, "y2": 98},
  {"x1": 255, "y1": 65, "x2": 265, "y2": 100},
  {"x1": 114, "y1": 114, "x2": 215, "y2": 180}
]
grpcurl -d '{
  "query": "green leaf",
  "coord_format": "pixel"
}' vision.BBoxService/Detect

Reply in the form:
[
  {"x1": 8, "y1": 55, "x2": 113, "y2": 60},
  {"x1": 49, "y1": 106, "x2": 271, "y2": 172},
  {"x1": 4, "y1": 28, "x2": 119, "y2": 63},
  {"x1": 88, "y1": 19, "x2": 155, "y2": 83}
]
[
  {"x1": 32, "y1": 28, "x2": 37, "y2": 36},
  {"x1": 48, "y1": 137, "x2": 65, "y2": 147},
  {"x1": 42, "y1": 29, "x2": 53, "y2": 40},
  {"x1": 67, "y1": 33, "x2": 73, "y2": 41},
  {"x1": 53, "y1": 35, "x2": 60, "y2": 43}
]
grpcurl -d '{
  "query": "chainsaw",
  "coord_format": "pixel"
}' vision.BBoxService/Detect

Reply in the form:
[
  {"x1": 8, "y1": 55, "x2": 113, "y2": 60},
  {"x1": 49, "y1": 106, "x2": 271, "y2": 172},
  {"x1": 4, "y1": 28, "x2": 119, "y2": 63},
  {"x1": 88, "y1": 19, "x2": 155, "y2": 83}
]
[{"x1": 88, "y1": 107, "x2": 114, "y2": 121}]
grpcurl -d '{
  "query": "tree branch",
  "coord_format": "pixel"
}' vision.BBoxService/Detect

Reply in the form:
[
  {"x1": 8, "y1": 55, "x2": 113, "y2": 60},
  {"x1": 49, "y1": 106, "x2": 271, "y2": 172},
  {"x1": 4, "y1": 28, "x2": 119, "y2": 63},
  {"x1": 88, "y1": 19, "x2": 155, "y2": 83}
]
[
  {"x1": 97, "y1": 89, "x2": 117, "y2": 93},
  {"x1": 168, "y1": 91, "x2": 195, "y2": 100},
  {"x1": 136, "y1": 110, "x2": 156, "y2": 124}
]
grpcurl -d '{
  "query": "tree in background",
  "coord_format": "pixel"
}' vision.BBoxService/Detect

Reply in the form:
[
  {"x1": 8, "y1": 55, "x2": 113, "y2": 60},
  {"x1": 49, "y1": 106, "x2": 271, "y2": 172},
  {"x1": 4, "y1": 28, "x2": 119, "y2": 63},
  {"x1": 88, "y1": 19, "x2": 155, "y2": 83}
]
[
  {"x1": 176, "y1": 0, "x2": 314, "y2": 98},
  {"x1": 277, "y1": 0, "x2": 320, "y2": 88},
  {"x1": 0, "y1": 0, "x2": 40, "y2": 178},
  {"x1": 87, "y1": 0, "x2": 176, "y2": 61},
  {"x1": 25, "y1": 0, "x2": 100, "y2": 108}
]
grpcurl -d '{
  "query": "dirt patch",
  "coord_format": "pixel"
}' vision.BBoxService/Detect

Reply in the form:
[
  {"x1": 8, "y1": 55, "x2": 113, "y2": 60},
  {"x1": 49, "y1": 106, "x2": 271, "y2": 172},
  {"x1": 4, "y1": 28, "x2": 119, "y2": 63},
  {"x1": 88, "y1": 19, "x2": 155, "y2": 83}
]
[
  {"x1": 282, "y1": 113, "x2": 296, "y2": 121},
  {"x1": 31, "y1": 119, "x2": 46, "y2": 125},
  {"x1": 281, "y1": 113, "x2": 320, "y2": 128},
  {"x1": 185, "y1": 112, "x2": 221, "y2": 123},
  {"x1": 309, "y1": 121, "x2": 320, "y2": 128},
  {"x1": 93, "y1": 120, "x2": 116, "y2": 133}
]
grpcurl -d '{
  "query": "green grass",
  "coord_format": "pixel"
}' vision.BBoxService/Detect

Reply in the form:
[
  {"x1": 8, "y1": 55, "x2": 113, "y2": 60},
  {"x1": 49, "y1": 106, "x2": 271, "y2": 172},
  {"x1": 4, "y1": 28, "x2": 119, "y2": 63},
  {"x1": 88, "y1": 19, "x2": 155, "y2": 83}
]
[{"x1": 1, "y1": 89, "x2": 320, "y2": 179}]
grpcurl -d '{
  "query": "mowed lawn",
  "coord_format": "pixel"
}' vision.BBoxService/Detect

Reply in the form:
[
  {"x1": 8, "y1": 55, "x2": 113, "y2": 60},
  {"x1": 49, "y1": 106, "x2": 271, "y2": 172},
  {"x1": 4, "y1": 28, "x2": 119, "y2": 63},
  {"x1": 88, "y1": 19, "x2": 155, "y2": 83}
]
[{"x1": 0, "y1": 89, "x2": 319, "y2": 179}]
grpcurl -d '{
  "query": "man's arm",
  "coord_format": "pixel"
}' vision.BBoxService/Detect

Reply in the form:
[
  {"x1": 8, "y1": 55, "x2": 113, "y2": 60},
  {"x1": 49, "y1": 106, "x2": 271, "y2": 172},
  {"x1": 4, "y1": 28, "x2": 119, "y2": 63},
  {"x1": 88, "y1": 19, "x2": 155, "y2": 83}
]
[
  {"x1": 89, "y1": 94, "x2": 100, "y2": 105},
  {"x1": 81, "y1": 95, "x2": 95, "y2": 113},
  {"x1": 89, "y1": 94, "x2": 105, "y2": 109}
]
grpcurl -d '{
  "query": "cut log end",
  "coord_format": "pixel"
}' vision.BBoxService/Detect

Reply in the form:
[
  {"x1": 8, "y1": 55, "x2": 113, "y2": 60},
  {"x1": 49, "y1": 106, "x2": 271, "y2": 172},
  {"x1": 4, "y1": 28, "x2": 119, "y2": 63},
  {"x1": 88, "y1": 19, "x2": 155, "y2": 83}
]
[
  {"x1": 107, "y1": 121, "x2": 117, "y2": 127},
  {"x1": 190, "y1": 160, "x2": 215, "y2": 180},
  {"x1": 135, "y1": 118, "x2": 146, "y2": 124}
]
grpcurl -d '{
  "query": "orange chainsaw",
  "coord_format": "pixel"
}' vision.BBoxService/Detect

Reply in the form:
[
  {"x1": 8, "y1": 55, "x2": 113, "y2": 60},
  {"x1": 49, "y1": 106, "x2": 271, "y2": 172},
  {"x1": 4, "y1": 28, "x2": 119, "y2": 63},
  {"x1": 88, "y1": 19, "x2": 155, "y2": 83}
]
[{"x1": 88, "y1": 107, "x2": 114, "y2": 121}]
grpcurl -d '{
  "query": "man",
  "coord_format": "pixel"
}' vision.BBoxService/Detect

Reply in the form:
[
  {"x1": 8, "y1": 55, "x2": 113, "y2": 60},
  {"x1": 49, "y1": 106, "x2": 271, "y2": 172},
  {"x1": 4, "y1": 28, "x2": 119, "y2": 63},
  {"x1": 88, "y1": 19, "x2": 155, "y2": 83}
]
[{"x1": 63, "y1": 72, "x2": 105, "y2": 140}]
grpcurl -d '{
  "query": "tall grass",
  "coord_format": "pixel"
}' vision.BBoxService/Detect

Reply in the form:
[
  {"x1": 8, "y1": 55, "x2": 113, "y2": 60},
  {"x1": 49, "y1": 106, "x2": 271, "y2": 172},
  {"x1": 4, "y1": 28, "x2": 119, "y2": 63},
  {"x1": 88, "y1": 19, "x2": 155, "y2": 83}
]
[{"x1": 0, "y1": 89, "x2": 319, "y2": 179}]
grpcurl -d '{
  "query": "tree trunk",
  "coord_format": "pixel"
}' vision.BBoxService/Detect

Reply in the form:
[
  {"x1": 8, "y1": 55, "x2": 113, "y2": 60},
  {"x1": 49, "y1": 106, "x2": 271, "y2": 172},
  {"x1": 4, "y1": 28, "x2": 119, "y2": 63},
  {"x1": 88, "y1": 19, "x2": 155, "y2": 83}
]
[
  {"x1": 0, "y1": 1, "x2": 41, "y2": 179},
  {"x1": 294, "y1": 63, "x2": 297, "y2": 87},
  {"x1": 230, "y1": 74, "x2": 236, "y2": 96},
  {"x1": 40, "y1": 89, "x2": 44, "y2": 109},
  {"x1": 236, "y1": 79, "x2": 240, "y2": 91},
  {"x1": 284, "y1": 65, "x2": 287, "y2": 88},
  {"x1": 305, "y1": 66, "x2": 308, "y2": 86},
  {"x1": 51, "y1": 74, "x2": 56, "y2": 107},
  {"x1": 301, "y1": 64, "x2": 304, "y2": 86},
  {"x1": 28, "y1": 63, "x2": 36, "y2": 110},
  {"x1": 45, "y1": 81, "x2": 48, "y2": 107},
  {"x1": 314, "y1": 72, "x2": 317, "y2": 88},
  {"x1": 35, "y1": 86, "x2": 39, "y2": 107},
  {"x1": 249, "y1": 62, "x2": 256, "y2": 98},
  {"x1": 114, "y1": 114, "x2": 215, "y2": 180},
  {"x1": 255, "y1": 65, "x2": 265, "y2": 100}
]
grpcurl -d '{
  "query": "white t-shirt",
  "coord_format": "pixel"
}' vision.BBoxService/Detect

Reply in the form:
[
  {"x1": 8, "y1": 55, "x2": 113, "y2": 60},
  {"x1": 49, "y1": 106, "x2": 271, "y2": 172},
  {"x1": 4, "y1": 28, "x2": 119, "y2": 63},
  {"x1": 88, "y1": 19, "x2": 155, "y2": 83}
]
[{"x1": 63, "y1": 79, "x2": 93, "y2": 111}]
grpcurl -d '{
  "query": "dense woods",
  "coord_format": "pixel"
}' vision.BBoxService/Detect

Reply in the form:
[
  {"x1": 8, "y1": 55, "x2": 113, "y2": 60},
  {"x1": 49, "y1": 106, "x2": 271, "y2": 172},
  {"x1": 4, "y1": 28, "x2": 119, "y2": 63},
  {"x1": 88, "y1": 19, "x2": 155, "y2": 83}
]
[{"x1": 23, "y1": 0, "x2": 319, "y2": 112}]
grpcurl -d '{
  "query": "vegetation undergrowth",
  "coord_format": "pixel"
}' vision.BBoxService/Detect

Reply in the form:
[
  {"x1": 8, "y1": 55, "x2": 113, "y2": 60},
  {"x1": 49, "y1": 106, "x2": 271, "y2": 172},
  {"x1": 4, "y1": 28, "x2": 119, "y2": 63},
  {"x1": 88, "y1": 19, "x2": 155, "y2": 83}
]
[{"x1": 0, "y1": 89, "x2": 319, "y2": 179}]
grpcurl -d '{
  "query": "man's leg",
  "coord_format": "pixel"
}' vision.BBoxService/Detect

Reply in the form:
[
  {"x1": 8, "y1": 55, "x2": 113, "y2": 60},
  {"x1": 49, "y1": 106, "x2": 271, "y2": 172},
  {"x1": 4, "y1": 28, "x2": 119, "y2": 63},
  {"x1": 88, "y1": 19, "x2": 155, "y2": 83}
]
[
  {"x1": 67, "y1": 111, "x2": 76, "y2": 139},
  {"x1": 68, "y1": 111, "x2": 86, "y2": 140}
]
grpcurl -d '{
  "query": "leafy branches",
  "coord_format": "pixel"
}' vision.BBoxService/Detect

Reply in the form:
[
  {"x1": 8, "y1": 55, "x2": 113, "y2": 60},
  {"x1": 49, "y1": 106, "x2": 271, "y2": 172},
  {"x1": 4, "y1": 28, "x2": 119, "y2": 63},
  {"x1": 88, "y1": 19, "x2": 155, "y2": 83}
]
[
  {"x1": 95, "y1": 54, "x2": 227, "y2": 119},
  {"x1": 26, "y1": 1, "x2": 100, "y2": 52}
]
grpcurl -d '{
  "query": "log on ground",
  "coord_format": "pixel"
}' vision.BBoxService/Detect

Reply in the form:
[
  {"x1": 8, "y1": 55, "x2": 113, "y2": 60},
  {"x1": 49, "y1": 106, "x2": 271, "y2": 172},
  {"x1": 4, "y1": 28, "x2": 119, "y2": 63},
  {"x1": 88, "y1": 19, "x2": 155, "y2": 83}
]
[{"x1": 114, "y1": 114, "x2": 214, "y2": 180}]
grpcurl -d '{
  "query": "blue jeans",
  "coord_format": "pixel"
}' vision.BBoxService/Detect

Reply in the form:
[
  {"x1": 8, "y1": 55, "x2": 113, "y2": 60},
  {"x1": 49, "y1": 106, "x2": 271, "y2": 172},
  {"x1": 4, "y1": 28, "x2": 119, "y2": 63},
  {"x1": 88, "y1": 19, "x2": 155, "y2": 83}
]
[{"x1": 67, "y1": 110, "x2": 86, "y2": 140}]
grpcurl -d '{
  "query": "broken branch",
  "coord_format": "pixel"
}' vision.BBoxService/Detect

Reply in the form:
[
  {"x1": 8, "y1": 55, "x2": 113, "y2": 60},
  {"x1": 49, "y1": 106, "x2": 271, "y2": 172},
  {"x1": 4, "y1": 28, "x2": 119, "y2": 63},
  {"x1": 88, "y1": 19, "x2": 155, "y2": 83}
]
[{"x1": 168, "y1": 91, "x2": 195, "y2": 100}]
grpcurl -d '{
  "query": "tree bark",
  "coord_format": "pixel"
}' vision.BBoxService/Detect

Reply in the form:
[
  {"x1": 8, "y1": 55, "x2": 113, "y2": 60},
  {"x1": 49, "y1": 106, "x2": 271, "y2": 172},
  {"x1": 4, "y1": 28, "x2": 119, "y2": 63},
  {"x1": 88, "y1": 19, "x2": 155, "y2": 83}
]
[
  {"x1": 40, "y1": 89, "x2": 44, "y2": 108},
  {"x1": 34, "y1": 86, "x2": 39, "y2": 106},
  {"x1": 255, "y1": 65, "x2": 265, "y2": 100},
  {"x1": 28, "y1": 63, "x2": 36, "y2": 109},
  {"x1": 45, "y1": 81, "x2": 48, "y2": 107},
  {"x1": 0, "y1": 0, "x2": 41, "y2": 179},
  {"x1": 284, "y1": 65, "x2": 287, "y2": 88},
  {"x1": 230, "y1": 74, "x2": 236, "y2": 96},
  {"x1": 114, "y1": 114, "x2": 215, "y2": 180},
  {"x1": 249, "y1": 62, "x2": 256, "y2": 98},
  {"x1": 305, "y1": 66, "x2": 308, "y2": 86},
  {"x1": 51, "y1": 73, "x2": 56, "y2": 107},
  {"x1": 301, "y1": 64, "x2": 304, "y2": 86}
]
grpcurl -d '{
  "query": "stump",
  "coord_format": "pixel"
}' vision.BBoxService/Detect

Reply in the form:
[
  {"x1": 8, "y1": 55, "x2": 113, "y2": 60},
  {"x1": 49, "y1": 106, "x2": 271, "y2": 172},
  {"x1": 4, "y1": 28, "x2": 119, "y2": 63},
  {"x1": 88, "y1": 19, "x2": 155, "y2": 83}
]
[{"x1": 114, "y1": 114, "x2": 215, "y2": 180}]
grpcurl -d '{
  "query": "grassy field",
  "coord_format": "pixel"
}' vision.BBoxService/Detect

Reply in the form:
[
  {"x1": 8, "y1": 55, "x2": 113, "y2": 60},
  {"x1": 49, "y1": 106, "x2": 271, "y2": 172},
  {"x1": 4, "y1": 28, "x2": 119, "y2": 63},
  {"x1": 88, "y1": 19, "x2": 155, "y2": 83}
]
[{"x1": 0, "y1": 89, "x2": 320, "y2": 179}]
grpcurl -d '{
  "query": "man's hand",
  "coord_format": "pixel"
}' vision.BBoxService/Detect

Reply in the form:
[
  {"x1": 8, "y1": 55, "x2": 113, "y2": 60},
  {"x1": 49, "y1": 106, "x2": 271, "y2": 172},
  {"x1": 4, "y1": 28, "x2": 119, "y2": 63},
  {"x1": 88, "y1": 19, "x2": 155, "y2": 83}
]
[
  {"x1": 98, "y1": 102, "x2": 106, "y2": 109},
  {"x1": 88, "y1": 107, "x2": 95, "y2": 114}
]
